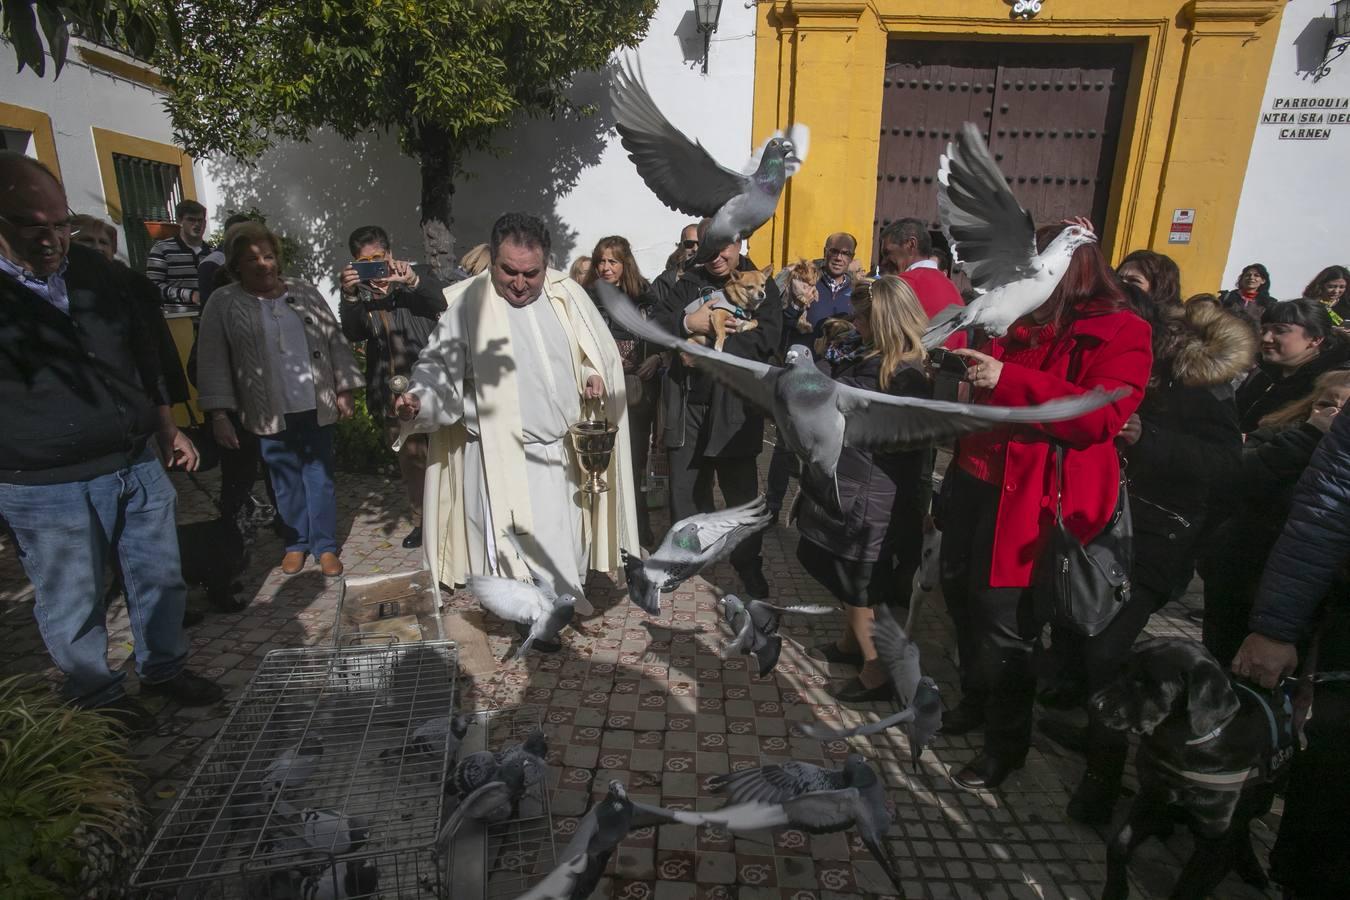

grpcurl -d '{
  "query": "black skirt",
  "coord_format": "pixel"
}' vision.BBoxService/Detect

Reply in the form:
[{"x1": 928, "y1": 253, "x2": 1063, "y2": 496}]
[{"x1": 797, "y1": 537, "x2": 895, "y2": 608}]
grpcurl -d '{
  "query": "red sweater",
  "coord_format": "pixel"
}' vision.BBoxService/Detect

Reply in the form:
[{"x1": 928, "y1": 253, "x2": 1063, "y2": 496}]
[
  {"x1": 952, "y1": 307, "x2": 1152, "y2": 587},
  {"x1": 901, "y1": 265, "x2": 967, "y2": 349}
]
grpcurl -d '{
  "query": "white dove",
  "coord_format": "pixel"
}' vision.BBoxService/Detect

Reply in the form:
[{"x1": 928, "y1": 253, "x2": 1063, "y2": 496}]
[
  {"x1": 922, "y1": 122, "x2": 1098, "y2": 349},
  {"x1": 468, "y1": 573, "x2": 576, "y2": 662}
]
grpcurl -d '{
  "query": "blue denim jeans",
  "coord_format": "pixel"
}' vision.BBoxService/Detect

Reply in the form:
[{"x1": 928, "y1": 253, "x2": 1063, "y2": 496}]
[
  {"x1": 0, "y1": 450, "x2": 188, "y2": 707},
  {"x1": 258, "y1": 410, "x2": 338, "y2": 556}
]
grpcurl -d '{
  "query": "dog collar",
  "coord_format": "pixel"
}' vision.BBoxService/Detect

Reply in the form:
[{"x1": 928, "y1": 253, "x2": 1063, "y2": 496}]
[
  {"x1": 1184, "y1": 709, "x2": 1237, "y2": 746},
  {"x1": 1150, "y1": 756, "x2": 1259, "y2": 790}
]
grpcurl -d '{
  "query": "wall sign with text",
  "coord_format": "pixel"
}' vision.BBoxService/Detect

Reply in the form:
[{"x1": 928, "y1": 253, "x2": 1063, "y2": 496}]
[
  {"x1": 1168, "y1": 209, "x2": 1195, "y2": 245},
  {"x1": 1259, "y1": 97, "x2": 1350, "y2": 141}
]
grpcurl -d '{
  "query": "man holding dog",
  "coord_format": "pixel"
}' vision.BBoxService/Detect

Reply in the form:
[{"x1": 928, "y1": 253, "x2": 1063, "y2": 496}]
[
  {"x1": 654, "y1": 225, "x2": 784, "y2": 598},
  {"x1": 395, "y1": 213, "x2": 637, "y2": 611},
  {"x1": 0, "y1": 151, "x2": 222, "y2": 723}
]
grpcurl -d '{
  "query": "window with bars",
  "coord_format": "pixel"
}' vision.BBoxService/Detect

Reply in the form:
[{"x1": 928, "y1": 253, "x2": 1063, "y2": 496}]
[{"x1": 111, "y1": 153, "x2": 183, "y2": 271}]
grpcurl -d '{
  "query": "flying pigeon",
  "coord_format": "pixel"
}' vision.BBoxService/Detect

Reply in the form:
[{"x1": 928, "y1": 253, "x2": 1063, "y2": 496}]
[
  {"x1": 468, "y1": 573, "x2": 576, "y2": 661},
  {"x1": 517, "y1": 780, "x2": 788, "y2": 900},
  {"x1": 922, "y1": 123, "x2": 1098, "y2": 349},
  {"x1": 622, "y1": 495, "x2": 774, "y2": 615},
  {"x1": 709, "y1": 754, "x2": 902, "y2": 893},
  {"x1": 597, "y1": 283, "x2": 1127, "y2": 510},
  {"x1": 610, "y1": 60, "x2": 808, "y2": 265},
  {"x1": 719, "y1": 594, "x2": 834, "y2": 677},
  {"x1": 380, "y1": 713, "x2": 472, "y2": 762},
  {"x1": 260, "y1": 734, "x2": 324, "y2": 803},
  {"x1": 299, "y1": 859, "x2": 378, "y2": 900},
  {"x1": 800, "y1": 604, "x2": 942, "y2": 771},
  {"x1": 438, "y1": 759, "x2": 529, "y2": 844}
]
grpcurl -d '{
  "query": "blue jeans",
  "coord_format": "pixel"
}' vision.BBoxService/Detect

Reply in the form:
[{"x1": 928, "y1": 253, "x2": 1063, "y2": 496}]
[
  {"x1": 0, "y1": 451, "x2": 188, "y2": 706},
  {"x1": 259, "y1": 410, "x2": 338, "y2": 556}
]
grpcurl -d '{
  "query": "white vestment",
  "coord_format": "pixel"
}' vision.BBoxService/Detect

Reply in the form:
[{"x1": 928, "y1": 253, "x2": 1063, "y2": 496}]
[{"x1": 401, "y1": 270, "x2": 638, "y2": 612}]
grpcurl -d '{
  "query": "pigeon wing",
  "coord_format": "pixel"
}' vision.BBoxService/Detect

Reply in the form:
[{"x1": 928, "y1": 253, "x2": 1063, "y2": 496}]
[
  {"x1": 665, "y1": 496, "x2": 774, "y2": 570},
  {"x1": 467, "y1": 575, "x2": 550, "y2": 626},
  {"x1": 595, "y1": 282, "x2": 780, "y2": 414},
  {"x1": 837, "y1": 384, "x2": 1129, "y2": 453},
  {"x1": 938, "y1": 122, "x2": 1038, "y2": 293},
  {"x1": 514, "y1": 809, "x2": 600, "y2": 900},
  {"x1": 753, "y1": 602, "x2": 835, "y2": 616},
  {"x1": 872, "y1": 605, "x2": 921, "y2": 708},
  {"x1": 712, "y1": 761, "x2": 843, "y2": 804},
  {"x1": 798, "y1": 708, "x2": 918, "y2": 740},
  {"x1": 781, "y1": 788, "x2": 866, "y2": 831},
  {"x1": 721, "y1": 613, "x2": 755, "y2": 659},
  {"x1": 611, "y1": 61, "x2": 749, "y2": 216}
]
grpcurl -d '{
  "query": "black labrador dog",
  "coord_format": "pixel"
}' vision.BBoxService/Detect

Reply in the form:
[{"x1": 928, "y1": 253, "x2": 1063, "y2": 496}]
[{"x1": 1092, "y1": 637, "x2": 1289, "y2": 900}]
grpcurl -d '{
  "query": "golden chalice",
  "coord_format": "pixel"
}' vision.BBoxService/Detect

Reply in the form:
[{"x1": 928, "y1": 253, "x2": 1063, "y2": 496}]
[{"x1": 568, "y1": 419, "x2": 619, "y2": 494}]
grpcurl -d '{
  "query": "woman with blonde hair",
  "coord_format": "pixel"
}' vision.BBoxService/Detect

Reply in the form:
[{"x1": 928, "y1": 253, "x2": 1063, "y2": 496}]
[
  {"x1": 798, "y1": 275, "x2": 932, "y2": 701},
  {"x1": 196, "y1": 221, "x2": 364, "y2": 577}
]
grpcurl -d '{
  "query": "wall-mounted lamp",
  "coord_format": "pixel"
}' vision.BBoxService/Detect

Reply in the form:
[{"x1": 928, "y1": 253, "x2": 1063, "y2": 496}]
[
  {"x1": 694, "y1": 0, "x2": 723, "y2": 75},
  {"x1": 1324, "y1": 0, "x2": 1350, "y2": 78}
]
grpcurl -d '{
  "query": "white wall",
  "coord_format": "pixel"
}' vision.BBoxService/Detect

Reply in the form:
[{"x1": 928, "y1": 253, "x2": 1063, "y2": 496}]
[
  {"x1": 0, "y1": 41, "x2": 204, "y2": 255},
  {"x1": 199, "y1": 0, "x2": 758, "y2": 287},
  {"x1": 1224, "y1": 0, "x2": 1350, "y2": 298}
]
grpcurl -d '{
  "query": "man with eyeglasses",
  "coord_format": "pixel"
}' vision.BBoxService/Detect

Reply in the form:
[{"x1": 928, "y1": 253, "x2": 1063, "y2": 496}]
[
  {"x1": 146, "y1": 198, "x2": 210, "y2": 305},
  {"x1": 646, "y1": 222, "x2": 702, "y2": 308},
  {"x1": 0, "y1": 151, "x2": 222, "y2": 727}
]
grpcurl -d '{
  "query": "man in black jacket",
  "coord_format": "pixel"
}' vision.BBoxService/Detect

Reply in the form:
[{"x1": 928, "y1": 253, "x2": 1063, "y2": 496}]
[
  {"x1": 0, "y1": 151, "x2": 222, "y2": 721},
  {"x1": 1232, "y1": 406, "x2": 1350, "y2": 897},
  {"x1": 653, "y1": 237, "x2": 783, "y2": 597},
  {"x1": 339, "y1": 225, "x2": 448, "y2": 548}
]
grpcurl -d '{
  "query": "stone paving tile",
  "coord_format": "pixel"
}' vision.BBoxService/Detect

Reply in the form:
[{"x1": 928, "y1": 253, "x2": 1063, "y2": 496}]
[{"x1": 0, "y1": 463, "x2": 1281, "y2": 899}]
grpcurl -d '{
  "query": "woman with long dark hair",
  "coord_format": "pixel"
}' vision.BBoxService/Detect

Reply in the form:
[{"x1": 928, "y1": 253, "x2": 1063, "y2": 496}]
[
  {"x1": 1235, "y1": 297, "x2": 1350, "y2": 433},
  {"x1": 1302, "y1": 264, "x2": 1350, "y2": 324},
  {"x1": 1116, "y1": 249, "x2": 1182, "y2": 308},
  {"x1": 796, "y1": 277, "x2": 931, "y2": 700},
  {"x1": 583, "y1": 235, "x2": 662, "y2": 546},
  {"x1": 937, "y1": 223, "x2": 1152, "y2": 790},
  {"x1": 1219, "y1": 262, "x2": 1275, "y2": 325}
]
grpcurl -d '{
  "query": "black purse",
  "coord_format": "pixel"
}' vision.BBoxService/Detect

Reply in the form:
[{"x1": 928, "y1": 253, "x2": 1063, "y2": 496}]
[{"x1": 1033, "y1": 443, "x2": 1134, "y2": 637}]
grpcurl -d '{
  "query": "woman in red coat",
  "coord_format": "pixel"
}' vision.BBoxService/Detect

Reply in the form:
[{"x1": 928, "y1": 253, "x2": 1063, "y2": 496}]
[{"x1": 939, "y1": 224, "x2": 1152, "y2": 790}]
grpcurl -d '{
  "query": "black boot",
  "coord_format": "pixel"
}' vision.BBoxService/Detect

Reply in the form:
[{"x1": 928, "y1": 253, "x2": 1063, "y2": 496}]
[
  {"x1": 952, "y1": 751, "x2": 1026, "y2": 790},
  {"x1": 940, "y1": 700, "x2": 986, "y2": 735}
]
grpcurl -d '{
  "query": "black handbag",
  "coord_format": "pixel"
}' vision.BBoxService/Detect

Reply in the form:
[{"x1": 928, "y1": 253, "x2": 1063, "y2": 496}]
[{"x1": 1034, "y1": 443, "x2": 1134, "y2": 637}]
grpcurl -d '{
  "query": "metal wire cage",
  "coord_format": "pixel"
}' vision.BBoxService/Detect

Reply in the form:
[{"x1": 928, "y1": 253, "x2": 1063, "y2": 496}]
[
  {"x1": 131, "y1": 641, "x2": 459, "y2": 898},
  {"x1": 448, "y1": 706, "x2": 558, "y2": 899}
]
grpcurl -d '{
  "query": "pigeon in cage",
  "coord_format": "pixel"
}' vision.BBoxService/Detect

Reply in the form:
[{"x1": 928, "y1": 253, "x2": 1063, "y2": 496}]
[
  {"x1": 707, "y1": 755, "x2": 904, "y2": 894},
  {"x1": 718, "y1": 594, "x2": 834, "y2": 677},
  {"x1": 450, "y1": 749, "x2": 498, "y2": 796},
  {"x1": 468, "y1": 573, "x2": 577, "y2": 661},
  {"x1": 438, "y1": 758, "x2": 530, "y2": 843},
  {"x1": 621, "y1": 495, "x2": 774, "y2": 616},
  {"x1": 273, "y1": 802, "x2": 370, "y2": 855},
  {"x1": 380, "y1": 712, "x2": 471, "y2": 762},
  {"x1": 798, "y1": 603, "x2": 943, "y2": 772},
  {"x1": 299, "y1": 858, "x2": 378, "y2": 900},
  {"x1": 517, "y1": 780, "x2": 791, "y2": 900},
  {"x1": 260, "y1": 733, "x2": 324, "y2": 802}
]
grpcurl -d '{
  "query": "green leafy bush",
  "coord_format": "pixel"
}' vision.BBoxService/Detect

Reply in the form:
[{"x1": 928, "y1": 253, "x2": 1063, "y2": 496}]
[
  {"x1": 334, "y1": 346, "x2": 397, "y2": 474},
  {"x1": 0, "y1": 677, "x2": 145, "y2": 899}
]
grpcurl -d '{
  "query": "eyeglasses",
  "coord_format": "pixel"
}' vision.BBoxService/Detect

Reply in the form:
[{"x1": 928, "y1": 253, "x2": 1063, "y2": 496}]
[
  {"x1": 0, "y1": 208, "x2": 80, "y2": 239},
  {"x1": 681, "y1": 240, "x2": 699, "y2": 249},
  {"x1": 825, "y1": 247, "x2": 855, "y2": 258}
]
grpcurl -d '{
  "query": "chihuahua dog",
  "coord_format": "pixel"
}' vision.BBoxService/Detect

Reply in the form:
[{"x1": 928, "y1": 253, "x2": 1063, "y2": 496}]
[
  {"x1": 692, "y1": 265, "x2": 774, "y2": 352},
  {"x1": 783, "y1": 258, "x2": 820, "y2": 335}
]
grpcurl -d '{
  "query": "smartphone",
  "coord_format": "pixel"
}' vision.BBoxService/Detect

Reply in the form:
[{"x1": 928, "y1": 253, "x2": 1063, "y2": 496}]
[
  {"x1": 352, "y1": 259, "x2": 390, "y2": 281},
  {"x1": 928, "y1": 348, "x2": 970, "y2": 375},
  {"x1": 929, "y1": 348, "x2": 969, "y2": 403}
]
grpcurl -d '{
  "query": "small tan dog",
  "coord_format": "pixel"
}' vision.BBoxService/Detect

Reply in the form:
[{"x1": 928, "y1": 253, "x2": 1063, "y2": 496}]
[
  {"x1": 783, "y1": 258, "x2": 821, "y2": 335},
  {"x1": 692, "y1": 265, "x2": 774, "y2": 351}
]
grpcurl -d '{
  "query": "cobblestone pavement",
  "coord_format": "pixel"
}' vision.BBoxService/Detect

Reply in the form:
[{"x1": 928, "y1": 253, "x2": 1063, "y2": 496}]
[{"x1": 0, "y1": 463, "x2": 1281, "y2": 900}]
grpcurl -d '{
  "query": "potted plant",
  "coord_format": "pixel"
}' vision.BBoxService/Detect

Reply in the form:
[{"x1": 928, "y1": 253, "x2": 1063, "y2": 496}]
[
  {"x1": 142, "y1": 220, "x2": 179, "y2": 241},
  {"x1": 0, "y1": 677, "x2": 146, "y2": 899}
]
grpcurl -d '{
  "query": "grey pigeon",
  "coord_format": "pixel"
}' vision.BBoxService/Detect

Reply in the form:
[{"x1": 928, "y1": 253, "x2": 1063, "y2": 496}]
[
  {"x1": 438, "y1": 759, "x2": 528, "y2": 844},
  {"x1": 598, "y1": 283, "x2": 1127, "y2": 510},
  {"x1": 517, "y1": 780, "x2": 789, "y2": 900},
  {"x1": 260, "y1": 733, "x2": 324, "y2": 803},
  {"x1": 622, "y1": 495, "x2": 774, "y2": 615},
  {"x1": 922, "y1": 123, "x2": 1098, "y2": 349},
  {"x1": 719, "y1": 594, "x2": 834, "y2": 677},
  {"x1": 272, "y1": 802, "x2": 369, "y2": 855},
  {"x1": 497, "y1": 727, "x2": 550, "y2": 790},
  {"x1": 452, "y1": 749, "x2": 498, "y2": 796},
  {"x1": 800, "y1": 604, "x2": 942, "y2": 772},
  {"x1": 299, "y1": 859, "x2": 378, "y2": 900},
  {"x1": 610, "y1": 60, "x2": 807, "y2": 264},
  {"x1": 710, "y1": 753, "x2": 902, "y2": 892},
  {"x1": 468, "y1": 573, "x2": 576, "y2": 661},
  {"x1": 380, "y1": 712, "x2": 471, "y2": 762}
]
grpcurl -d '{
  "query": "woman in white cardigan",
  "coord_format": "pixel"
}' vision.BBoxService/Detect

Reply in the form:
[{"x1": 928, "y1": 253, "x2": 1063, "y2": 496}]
[{"x1": 196, "y1": 222, "x2": 364, "y2": 577}]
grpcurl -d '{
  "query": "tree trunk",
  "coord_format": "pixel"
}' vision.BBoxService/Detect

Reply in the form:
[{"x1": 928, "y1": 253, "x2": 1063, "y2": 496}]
[{"x1": 417, "y1": 121, "x2": 459, "y2": 282}]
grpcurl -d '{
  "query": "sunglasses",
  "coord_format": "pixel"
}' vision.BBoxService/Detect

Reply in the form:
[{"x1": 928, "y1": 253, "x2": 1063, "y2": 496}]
[{"x1": 681, "y1": 239, "x2": 699, "y2": 249}]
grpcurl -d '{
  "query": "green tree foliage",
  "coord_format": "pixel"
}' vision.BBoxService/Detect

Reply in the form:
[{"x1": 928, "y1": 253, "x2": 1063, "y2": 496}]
[
  {"x1": 1, "y1": 0, "x2": 178, "y2": 77},
  {"x1": 153, "y1": 0, "x2": 658, "y2": 275}
]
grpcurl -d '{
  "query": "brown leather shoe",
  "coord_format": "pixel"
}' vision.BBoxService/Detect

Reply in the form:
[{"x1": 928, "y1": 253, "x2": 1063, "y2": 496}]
[
  {"x1": 281, "y1": 551, "x2": 306, "y2": 575},
  {"x1": 319, "y1": 552, "x2": 343, "y2": 577}
]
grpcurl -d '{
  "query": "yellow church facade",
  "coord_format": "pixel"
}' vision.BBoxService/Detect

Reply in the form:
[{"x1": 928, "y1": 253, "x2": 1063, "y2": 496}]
[{"x1": 748, "y1": 0, "x2": 1285, "y2": 291}]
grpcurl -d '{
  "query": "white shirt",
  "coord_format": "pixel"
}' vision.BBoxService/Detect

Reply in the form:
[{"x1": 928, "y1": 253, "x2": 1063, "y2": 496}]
[
  {"x1": 256, "y1": 292, "x2": 317, "y2": 415},
  {"x1": 906, "y1": 259, "x2": 940, "y2": 272}
]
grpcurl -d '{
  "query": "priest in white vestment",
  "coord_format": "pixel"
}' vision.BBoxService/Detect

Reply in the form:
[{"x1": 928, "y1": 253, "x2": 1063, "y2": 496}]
[{"x1": 395, "y1": 214, "x2": 638, "y2": 614}]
